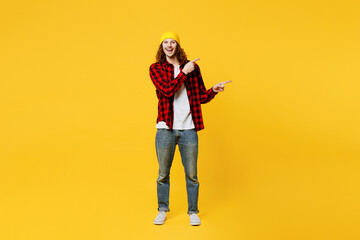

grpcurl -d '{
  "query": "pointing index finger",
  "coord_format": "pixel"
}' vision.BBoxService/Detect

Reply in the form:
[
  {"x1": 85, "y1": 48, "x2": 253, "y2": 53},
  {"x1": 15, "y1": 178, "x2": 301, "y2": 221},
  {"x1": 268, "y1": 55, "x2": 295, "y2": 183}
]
[
  {"x1": 222, "y1": 80, "x2": 232, "y2": 84},
  {"x1": 191, "y1": 58, "x2": 200, "y2": 63}
]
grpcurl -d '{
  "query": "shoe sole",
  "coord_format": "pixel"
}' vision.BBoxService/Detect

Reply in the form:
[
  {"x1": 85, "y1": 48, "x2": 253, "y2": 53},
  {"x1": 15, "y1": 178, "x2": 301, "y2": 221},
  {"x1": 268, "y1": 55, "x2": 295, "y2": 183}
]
[
  {"x1": 190, "y1": 222, "x2": 201, "y2": 226},
  {"x1": 154, "y1": 217, "x2": 166, "y2": 225},
  {"x1": 154, "y1": 221, "x2": 165, "y2": 225}
]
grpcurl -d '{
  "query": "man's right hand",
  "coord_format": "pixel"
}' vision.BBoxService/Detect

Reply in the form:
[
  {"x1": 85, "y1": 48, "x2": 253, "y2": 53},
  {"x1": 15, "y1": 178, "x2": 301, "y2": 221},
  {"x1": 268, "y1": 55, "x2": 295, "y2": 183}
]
[{"x1": 182, "y1": 58, "x2": 200, "y2": 75}]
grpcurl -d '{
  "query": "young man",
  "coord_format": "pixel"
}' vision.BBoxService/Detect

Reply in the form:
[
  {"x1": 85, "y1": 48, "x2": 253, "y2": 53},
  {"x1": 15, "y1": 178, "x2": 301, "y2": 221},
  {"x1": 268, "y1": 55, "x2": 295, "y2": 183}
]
[{"x1": 149, "y1": 32, "x2": 231, "y2": 226}]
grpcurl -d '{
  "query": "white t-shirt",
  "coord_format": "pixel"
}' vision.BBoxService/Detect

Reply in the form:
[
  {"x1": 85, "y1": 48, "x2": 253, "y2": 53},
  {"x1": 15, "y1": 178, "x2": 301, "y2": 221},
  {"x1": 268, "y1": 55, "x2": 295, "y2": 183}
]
[{"x1": 156, "y1": 66, "x2": 195, "y2": 130}]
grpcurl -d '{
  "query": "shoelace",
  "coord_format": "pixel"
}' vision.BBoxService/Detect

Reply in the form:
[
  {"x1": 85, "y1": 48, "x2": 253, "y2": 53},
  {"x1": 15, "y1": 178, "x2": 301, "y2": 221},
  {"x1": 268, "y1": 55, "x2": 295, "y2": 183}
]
[
  {"x1": 190, "y1": 214, "x2": 200, "y2": 220},
  {"x1": 156, "y1": 212, "x2": 166, "y2": 220}
]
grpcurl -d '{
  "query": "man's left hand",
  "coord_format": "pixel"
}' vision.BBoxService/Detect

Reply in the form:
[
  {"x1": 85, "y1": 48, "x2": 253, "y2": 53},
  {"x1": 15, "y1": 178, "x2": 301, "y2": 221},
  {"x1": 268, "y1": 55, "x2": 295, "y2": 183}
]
[{"x1": 212, "y1": 80, "x2": 232, "y2": 93}]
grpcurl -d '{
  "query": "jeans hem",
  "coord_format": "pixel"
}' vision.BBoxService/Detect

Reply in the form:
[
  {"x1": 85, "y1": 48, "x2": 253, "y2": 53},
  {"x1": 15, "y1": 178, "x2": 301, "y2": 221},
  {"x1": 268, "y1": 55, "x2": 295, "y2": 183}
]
[
  {"x1": 158, "y1": 207, "x2": 170, "y2": 212},
  {"x1": 187, "y1": 210, "x2": 199, "y2": 214}
]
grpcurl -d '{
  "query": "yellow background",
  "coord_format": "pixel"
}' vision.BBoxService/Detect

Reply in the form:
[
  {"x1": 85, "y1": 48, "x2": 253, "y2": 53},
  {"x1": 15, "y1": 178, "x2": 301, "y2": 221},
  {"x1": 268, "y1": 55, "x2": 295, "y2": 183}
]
[{"x1": 1, "y1": 0, "x2": 359, "y2": 239}]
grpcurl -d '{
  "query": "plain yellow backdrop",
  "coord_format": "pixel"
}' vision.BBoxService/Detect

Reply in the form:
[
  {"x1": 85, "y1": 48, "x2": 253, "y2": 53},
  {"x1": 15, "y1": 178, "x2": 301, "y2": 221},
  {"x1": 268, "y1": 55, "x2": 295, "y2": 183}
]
[{"x1": 1, "y1": 0, "x2": 359, "y2": 239}]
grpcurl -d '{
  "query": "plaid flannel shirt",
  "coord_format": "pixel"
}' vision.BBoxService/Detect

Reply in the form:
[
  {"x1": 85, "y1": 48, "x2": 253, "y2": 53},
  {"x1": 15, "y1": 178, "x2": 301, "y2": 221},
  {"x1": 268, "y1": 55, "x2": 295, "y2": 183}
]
[{"x1": 149, "y1": 59, "x2": 217, "y2": 131}]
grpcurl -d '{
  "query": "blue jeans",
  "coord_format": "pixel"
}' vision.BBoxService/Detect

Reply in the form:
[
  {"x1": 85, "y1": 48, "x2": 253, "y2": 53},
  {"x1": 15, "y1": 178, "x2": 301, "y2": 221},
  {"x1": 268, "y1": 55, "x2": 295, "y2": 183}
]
[{"x1": 155, "y1": 129, "x2": 199, "y2": 214}]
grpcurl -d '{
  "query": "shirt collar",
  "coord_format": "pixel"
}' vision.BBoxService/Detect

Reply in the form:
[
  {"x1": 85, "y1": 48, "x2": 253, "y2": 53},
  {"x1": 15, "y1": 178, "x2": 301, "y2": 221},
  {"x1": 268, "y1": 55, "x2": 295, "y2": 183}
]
[{"x1": 164, "y1": 59, "x2": 189, "y2": 67}]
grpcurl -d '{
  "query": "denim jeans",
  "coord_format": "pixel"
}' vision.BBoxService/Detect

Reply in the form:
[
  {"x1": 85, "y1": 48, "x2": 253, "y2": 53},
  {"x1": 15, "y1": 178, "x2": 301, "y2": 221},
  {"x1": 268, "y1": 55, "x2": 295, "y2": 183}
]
[{"x1": 155, "y1": 129, "x2": 199, "y2": 214}]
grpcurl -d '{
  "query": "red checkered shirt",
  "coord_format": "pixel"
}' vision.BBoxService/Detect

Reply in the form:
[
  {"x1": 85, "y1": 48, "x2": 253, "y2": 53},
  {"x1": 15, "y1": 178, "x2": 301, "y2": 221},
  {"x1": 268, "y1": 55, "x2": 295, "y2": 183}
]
[{"x1": 149, "y1": 59, "x2": 218, "y2": 131}]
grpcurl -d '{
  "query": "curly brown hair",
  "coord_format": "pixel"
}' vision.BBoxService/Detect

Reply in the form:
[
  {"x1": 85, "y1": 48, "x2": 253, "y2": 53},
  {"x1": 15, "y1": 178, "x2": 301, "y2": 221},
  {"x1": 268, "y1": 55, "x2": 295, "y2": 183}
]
[{"x1": 155, "y1": 42, "x2": 188, "y2": 64}]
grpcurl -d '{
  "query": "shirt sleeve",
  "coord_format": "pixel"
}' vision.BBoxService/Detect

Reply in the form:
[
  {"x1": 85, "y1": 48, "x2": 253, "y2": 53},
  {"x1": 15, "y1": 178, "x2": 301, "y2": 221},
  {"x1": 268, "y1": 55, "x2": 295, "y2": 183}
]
[
  {"x1": 195, "y1": 64, "x2": 218, "y2": 104},
  {"x1": 149, "y1": 63, "x2": 187, "y2": 98}
]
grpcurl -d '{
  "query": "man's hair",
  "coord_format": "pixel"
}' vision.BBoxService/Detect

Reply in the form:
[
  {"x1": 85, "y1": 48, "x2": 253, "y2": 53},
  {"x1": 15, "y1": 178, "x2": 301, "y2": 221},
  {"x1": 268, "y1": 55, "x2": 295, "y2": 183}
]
[{"x1": 155, "y1": 43, "x2": 188, "y2": 64}]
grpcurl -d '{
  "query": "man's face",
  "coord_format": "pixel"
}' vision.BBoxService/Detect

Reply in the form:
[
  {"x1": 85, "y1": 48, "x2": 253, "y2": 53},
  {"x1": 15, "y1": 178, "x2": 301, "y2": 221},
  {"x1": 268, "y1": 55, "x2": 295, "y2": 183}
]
[{"x1": 162, "y1": 38, "x2": 177, "y2": 58}]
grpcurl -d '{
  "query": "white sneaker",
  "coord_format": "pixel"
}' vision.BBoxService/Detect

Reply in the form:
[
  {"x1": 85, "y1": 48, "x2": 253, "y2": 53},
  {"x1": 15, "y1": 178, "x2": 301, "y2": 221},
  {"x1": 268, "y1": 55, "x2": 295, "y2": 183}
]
[
  {"x1": 154, "y1": 211, "x2": 166, "y2": 225},
  {"x1": 189, "y1": 213, "x2": 201, "y2": 226}
]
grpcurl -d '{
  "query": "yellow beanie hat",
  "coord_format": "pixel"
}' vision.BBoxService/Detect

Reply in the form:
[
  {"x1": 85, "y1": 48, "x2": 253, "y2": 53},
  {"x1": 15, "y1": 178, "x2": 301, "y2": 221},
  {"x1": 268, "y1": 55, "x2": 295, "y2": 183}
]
[{"x1": 159, "y1": 31, "x2": 180, "y2": 45}]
